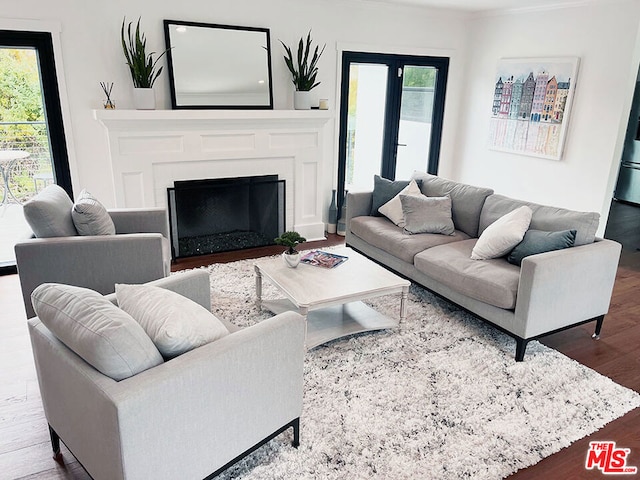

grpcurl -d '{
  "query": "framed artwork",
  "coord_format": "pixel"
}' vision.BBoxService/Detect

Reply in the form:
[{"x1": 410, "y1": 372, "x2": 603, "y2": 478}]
[{"x1": 488, "y1": 57, "x2": 580, "y2": 161}]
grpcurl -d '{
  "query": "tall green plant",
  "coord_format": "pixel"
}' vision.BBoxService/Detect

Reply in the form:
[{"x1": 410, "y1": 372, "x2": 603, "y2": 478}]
[
  {"x1": 280, "y1": 31, "x2": 325, "y2": 92},
  {"x1": 121, "y1": 17, "x2": 168, "y2": 88}
]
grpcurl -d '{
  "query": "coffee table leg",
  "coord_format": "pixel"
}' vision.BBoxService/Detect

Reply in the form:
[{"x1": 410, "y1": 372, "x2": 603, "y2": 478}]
[
  {"x1": 300, "y1": 306, "x2": 309, "y2": 351},
  {"x1": 254, "y1": 266, "x2": 263, "y2": 310},
  {"x1": 399, "y1": 286, "x2": 408, "y2": 330}
]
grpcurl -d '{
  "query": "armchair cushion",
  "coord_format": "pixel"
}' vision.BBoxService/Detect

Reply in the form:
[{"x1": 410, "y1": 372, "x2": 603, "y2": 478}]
[
  {"x1": 72, "y1": 189, "x2": 116, "y2": 236},
  {"x1": 116, "y1": 284, "x2": 229, "y2": 358},
  {"x1": 22, "y1": 184, "x2": 77, "y2": 238},
  {"x1": 31, "y1": 283, "x2": 164, "y2": 380}
]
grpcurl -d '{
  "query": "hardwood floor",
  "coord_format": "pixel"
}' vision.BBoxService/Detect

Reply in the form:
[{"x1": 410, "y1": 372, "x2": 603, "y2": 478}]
[{"x1": 1, "y1": 207, "x2": 640, "y2": 479}]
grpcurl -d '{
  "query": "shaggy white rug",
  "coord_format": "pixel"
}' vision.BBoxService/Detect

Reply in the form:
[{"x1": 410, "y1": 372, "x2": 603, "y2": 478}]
[{"x1": 183, "y1": 254, "x2": 640, "y2": 480}]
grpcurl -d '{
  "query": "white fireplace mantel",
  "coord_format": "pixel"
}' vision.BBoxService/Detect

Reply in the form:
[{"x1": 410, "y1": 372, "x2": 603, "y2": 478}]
[{"x1": 94, "y1": 109, "x2": 333, "y2": 241}]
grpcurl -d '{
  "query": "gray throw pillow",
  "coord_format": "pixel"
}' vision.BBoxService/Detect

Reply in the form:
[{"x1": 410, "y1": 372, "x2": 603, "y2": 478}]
[
  {"x1": 72, "y1": 189, "x2": 116, "y2": 236},
  {"x1": 31, "y1": 283, "x2": 164, "y2": 381},
  {"x1": 370, "y1": 175, "x2": 411, "y2": 216},
  {"x1": 507, "y1": 229, "x2": 577, "y2": 266},
  {"x1": 116, "y1": 284, "x2": 230, "y2": 359},
  {"x1": 400, "y1": 194, "x2": 455, "y2": 235},
  {"x1": 22, "y1": 184, "x2": 78, "y2": 237}
]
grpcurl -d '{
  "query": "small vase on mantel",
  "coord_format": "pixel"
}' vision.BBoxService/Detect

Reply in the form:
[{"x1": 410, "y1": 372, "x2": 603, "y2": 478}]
[
  {"x1": 327, "y1": 189, "x2": 338, "y2": 234},
  {"x1": 294, "y1": 91, "x2": 311, "y2": 110},
  {"x1": 133, "y1": 87, "x2": 155, "y2": 110}
]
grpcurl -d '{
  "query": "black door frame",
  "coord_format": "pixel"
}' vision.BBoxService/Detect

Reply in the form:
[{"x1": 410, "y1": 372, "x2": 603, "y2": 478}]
[
  {"x1": 0, "y1": 30, "x2": 72, "y2": 274},
  {"x1": 337, "y1": 51, "x2": 449, "y2": 209}
]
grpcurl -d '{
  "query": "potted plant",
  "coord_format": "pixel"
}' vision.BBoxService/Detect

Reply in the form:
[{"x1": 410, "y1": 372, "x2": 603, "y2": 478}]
[
  {"x1": 280, "y1": 31, "x2": 325, "y2": 110},
  {"x1": 121, "y1": 17, "x2": 168, "y2": 109},
  {"x1": 274, "y1": 231, "x2": 307, "y2": 268}
]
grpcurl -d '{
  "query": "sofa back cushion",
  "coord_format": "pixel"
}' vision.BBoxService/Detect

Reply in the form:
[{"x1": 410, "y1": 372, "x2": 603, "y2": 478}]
[
  {"x1": 411, "y1": 172, "x2": 494, "y2": 237},
  {"x1": 479, "y1": 194, "x2": 599, "y2": 246},
  {"x1": 31, "y1": 283, "x2": 164, "y2": 381},
  {"x1": 22, "y1": 184, "x2": 78, "y2": 238}
]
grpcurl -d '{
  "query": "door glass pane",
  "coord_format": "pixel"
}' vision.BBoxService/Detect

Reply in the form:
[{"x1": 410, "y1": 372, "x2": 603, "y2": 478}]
[
  {"x1": 0, "y1": 47, "x2": 54, "y2": 266},
  {"x1": 345, "y1": 63, "x2": 388, "y2": 192},
  {"x1": 395, "y1": 65, "x2": 437, "y2": 179}
]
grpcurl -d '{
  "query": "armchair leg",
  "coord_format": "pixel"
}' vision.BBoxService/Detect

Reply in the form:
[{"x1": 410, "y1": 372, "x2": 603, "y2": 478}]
[
  {"x1": 292, "y1": 417, "x2": 300, "y2": 448},
  {"x1": 49, "y1": 424, "x2": 63, "y2": 463},
  {"x1": 515, "y1": 338, "x2": 529, "y2": 362},
  {"x1": 592, "y1": 315, "x2": 605, "y2": 340}
]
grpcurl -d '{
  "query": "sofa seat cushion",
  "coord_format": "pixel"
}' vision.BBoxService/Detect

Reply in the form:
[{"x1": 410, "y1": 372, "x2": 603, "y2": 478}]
[
  {"x1": 350, "y1": 216, "x2": 470, "y2": 263},
  {"x1": 414, "y1": 238, "x2": 521, "y2": 309}
]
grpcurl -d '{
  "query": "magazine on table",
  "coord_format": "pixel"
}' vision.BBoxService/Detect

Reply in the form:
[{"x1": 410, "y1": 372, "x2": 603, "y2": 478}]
[{"x1": 300, "y1": 250, "x2": 349, "y2": 268}]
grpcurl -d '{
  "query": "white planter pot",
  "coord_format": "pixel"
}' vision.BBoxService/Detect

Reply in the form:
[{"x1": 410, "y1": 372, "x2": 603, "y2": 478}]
[
  {"x1": 294, "y1": 91, "x2": 311, "y2": 110},
  {"x1": 282, "y1": 251, "x2": 301, "y2": 268},
  {"x1": 133, "y1": 88, "x2": 155, "y2": 110}
]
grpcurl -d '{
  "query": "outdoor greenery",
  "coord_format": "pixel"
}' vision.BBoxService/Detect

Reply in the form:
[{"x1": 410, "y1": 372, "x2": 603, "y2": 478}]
[
  {"x1": 274, "y1": 231, "x2": 307, "y2": 254},
  {"x1": 0, "y1": 48, "x2": 51, "y2": 202},
  {"x1": 121, "y1": 17, "x2": 168, "y2": 89},
  {"x1": 280, "y1": 31, "x2": 325, "y2": 92}
]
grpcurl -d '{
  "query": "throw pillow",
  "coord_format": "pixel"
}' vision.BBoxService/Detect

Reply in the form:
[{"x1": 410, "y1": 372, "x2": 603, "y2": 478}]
[
  {"x1": 378, "y1": 179, "x2": 422, "y2": 227},
  {"x1": 31, "y1": 283, "x2": 164, "y2": 381},
  {"x1": 370, "y1": 175, "x2": 411, "y2": 216},
  {"x1": 116, "y1": 284, "x2": 230, "y2": 359},
  {"x1": 507, "y1": 229, "x2": 577, "y2": 266},
  {"x1": 22, "y1": 184, "x2": 78, "y2": 237},
  {"x1": 400, "y1": 194, "x2": 455, "y2": 235},
  {"x1": 71, "y1": 189, "x2": 116, "y2": 236},
  {"x1": 471, "y1": 206, "x2": 533, "y2": 260}
]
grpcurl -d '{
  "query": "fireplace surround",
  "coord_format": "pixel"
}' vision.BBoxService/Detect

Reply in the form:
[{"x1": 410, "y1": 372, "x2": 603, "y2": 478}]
[{"x1": 94, "y1": 109, "x2": 333, "y2": 242}]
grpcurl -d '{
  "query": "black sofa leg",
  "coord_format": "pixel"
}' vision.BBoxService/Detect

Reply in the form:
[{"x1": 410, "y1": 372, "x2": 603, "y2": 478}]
[
  {"x1": 515, "y1": 338, "x2": 529, "y2": 362},
  {"x1": 292, "y1": 417, "x2": 300, "y2": 448},
  {"x1": 592, "y1": 315, "x2": 605, "y2": 340},
  {"x1": 49, "y1": 424, "x2": 63, "y2": 463}
]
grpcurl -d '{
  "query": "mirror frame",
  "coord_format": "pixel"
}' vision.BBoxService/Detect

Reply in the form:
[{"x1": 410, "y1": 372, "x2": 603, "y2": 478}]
[{"x1": 163, "y1": 20, "x2": 274, "y2": 110}]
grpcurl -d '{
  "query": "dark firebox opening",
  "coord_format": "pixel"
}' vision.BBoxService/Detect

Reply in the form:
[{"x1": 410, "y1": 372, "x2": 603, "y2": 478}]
[{"x1": 168, "y1": 175, "x2": 285, "y2": 259}]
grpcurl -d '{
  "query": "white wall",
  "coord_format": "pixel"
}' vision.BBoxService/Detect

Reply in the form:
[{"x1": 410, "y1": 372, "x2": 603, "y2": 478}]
[
  {"x1": 0, "y1": 0, "x2": 469, "y2": 211},
  {"x1": 454, "y1": 1, "x2": 640, "y2": 235}
]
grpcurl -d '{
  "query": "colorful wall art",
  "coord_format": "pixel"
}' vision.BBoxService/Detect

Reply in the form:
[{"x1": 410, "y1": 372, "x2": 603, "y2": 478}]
[{"x1": 488, "y1": 57, "x2": 580, "y2": 160}]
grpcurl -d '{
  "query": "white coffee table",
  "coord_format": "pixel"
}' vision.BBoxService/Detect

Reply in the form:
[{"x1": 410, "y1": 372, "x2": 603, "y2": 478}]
[{"x1": 254, "y1": 246, "x2": 410, "y2": 349}]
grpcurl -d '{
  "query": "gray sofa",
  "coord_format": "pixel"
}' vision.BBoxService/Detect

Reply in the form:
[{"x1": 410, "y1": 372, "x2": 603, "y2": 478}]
[
  {"x1": 346, "y1": 171, "x2": 622, "y2": 361},
  {"x1": 28, "y1": 270, "x2": 305, "y2": 480}
]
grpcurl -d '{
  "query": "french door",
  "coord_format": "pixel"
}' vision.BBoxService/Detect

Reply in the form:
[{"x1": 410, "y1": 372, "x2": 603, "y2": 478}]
[
  {"x1": 0, "y1": 30, "x2": 71, "y2": 271},
  {"x1": 337, "y1": 52, "x2": 449, "y2": 205}
]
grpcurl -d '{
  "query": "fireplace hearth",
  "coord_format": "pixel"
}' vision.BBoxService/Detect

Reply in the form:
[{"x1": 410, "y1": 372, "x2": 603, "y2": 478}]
[{"x1": 168, "y1": 175, "x2": 285, "y2": 259}]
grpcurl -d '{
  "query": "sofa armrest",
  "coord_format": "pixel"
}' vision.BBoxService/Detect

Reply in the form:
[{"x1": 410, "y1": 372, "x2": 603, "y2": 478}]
[
  {"x1": 108, "y1": 207, "x2": 169, "y2": 238},
  {"x1": 346, "y1": 191, "x2": 373, "y2": 224},
  {"x1": 15, "y1": 234, "x2": 167, "y2": 318},
  {"x1": 515, "y1": 238, "x2": 621, "y2": 338}
]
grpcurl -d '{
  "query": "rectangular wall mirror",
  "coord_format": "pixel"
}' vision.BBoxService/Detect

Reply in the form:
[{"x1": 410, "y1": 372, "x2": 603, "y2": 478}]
[{"x1": 164, "y1": 20, "x2": 274, "y2": 109}]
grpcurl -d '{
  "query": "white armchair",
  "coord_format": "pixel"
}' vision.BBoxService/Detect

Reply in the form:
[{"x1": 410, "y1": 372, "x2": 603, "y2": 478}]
[
  {"x1": 15, "y1": 185, "x2": 171, "y2": 318},
  {"x1": 28, "y1": 269, "x2": 305, "y2": 480}
]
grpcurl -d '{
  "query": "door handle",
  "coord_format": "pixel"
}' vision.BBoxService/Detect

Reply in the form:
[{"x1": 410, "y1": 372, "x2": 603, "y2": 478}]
[{"x1": 396, "y1": 143, "x2": 407, "y2": 147}]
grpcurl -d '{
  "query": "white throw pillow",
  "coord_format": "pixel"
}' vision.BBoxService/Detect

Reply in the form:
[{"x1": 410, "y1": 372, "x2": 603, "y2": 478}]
[
  {"x1": 71, "y1": 189, "x2": 116, "y2": 236},
  {"x1": 31, "y1": 283, "x2": 164, "y2": 381},
  {"x1": 471, "y1": 206, "x2": 533, "y2": 260},
  {"x1": 378, "y1": 179, "x2": 423, "y2": 227},
  {"x1": 116, "y1": 284, "x2": 230, "y2": 358}
]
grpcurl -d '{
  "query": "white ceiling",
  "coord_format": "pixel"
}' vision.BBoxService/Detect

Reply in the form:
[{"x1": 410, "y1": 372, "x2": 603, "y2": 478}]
[{"x1": 359, "y1": 0, "x2": 607, "y2": 14}]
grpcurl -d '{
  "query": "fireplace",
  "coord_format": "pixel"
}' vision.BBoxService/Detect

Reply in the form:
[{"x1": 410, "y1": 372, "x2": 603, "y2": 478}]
[{"x1": 168, "y1": 175, "x2": 285, "y2": 259}]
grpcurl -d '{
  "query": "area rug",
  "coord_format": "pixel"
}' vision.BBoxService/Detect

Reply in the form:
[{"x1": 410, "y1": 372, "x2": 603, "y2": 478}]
[{"x1": 182, "y1": 253, "x2": 640, "y2": 479}]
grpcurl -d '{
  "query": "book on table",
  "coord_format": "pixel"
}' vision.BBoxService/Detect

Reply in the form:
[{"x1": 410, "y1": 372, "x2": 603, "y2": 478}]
[{"x1": 300, "y1": 250, "x2": 348, "y2": 268}]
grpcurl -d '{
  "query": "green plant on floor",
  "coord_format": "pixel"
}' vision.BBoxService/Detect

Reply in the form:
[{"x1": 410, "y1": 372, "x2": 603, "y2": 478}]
[
  {"x1": 121, "y1": 17, "x2": 169, "y2": 88},
  {"x1": 274, "y1": 231, "x2": 307, "y2": 254},
  {"x1": 280, "y1": 31, "x2": 326, "y2": 92}
]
